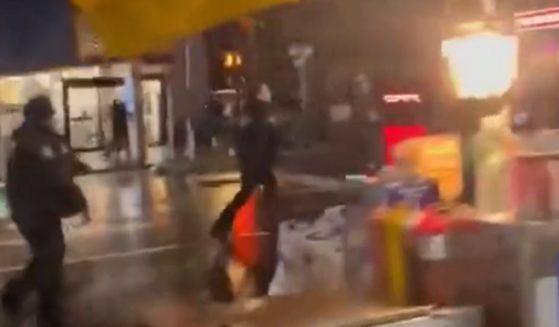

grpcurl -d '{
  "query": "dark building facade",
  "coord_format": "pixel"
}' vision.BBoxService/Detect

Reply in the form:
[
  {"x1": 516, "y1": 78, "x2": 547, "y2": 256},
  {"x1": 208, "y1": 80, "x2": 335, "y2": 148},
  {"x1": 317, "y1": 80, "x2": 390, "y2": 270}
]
[
  {"x1": 202, "y1": 0, "x2": 446, "y2": 105},
  {"x1": 251, "y1": 0, "x2": 446, "y2": 108}
]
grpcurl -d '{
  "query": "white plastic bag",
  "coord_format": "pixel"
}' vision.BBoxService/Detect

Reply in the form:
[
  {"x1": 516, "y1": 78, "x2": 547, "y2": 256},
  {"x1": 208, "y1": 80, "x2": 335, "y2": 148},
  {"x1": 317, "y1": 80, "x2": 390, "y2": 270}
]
[
  {"x1": 304, "y1": 206, "x2": 345, "y2": 290},
  {"x1": 270, "y1": 206, "x2": 346, "y2": 295},
  {"x1": 344, "y1": 205, "x2": 374, "y2": 297},
  {"x1": 304, "y1": 236, "x2": 344, "y2": 290},
  {"x1": 269, "y1": 220, "x2": 309, "y2": 296}
]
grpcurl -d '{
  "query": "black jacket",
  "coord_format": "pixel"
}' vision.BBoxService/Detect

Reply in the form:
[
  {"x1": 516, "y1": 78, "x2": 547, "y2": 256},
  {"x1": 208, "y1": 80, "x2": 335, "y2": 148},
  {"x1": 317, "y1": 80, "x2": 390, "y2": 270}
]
[
  {"x1": 112, "y1": 102, "x2": 129, "y2": 141},
  {"x1": 7, "y1": 122, "x2": 74, "y2": 216},
  {"x1": 235, "y1": 118, "x2": 278, "y2": 178}
]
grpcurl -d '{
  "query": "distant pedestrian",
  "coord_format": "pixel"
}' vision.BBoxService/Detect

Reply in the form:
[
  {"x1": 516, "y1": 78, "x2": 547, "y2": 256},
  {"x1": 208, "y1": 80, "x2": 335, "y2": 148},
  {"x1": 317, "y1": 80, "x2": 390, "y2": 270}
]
[
  {"x1": 2, "y1": 96, "x2": 87, "y2": 327},
  {"x1": 195, "y1": 98, "x2": 226, "y2": 151},
  {"x1": 107, "y1": 100, "x2": 130, "y2": 163}
]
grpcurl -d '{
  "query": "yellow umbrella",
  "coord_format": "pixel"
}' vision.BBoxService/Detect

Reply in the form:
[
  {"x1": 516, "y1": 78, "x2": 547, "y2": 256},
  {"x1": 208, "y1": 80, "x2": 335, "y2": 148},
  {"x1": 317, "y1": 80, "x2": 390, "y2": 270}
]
[{"x1": 72, "y1": 0, "x2": 296, "y2": 57}]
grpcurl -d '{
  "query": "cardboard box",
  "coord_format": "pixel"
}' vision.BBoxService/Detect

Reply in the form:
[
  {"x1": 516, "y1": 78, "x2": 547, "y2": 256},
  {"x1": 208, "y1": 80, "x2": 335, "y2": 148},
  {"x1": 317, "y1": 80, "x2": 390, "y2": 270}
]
[{"x1": 414, "y1": 221, "x2": 523, "y2": 327}]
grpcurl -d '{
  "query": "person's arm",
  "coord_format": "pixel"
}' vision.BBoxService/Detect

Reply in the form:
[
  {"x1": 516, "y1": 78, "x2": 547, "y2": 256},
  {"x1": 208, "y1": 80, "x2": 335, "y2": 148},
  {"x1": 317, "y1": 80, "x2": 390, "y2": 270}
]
[
  {"x1": 56, "y1": 134, "x2": 90, "y2": 176},
  {"x1": 72, "y1": 154, "x2": 91, "y2": 175}
]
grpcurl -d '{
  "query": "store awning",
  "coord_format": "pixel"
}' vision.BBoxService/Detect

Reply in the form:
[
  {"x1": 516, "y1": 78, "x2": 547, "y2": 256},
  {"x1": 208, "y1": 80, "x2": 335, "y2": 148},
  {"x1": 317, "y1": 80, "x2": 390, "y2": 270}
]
[{"x1": 71, "y1": 0, "x2": 296, "y2": 57}]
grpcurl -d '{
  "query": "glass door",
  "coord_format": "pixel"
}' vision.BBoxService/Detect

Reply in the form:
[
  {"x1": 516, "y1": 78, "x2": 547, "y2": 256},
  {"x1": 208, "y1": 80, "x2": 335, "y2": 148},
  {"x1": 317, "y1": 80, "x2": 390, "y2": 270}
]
[{"x1": 62, "y1": 77, "x2": 125, "y2": 171}]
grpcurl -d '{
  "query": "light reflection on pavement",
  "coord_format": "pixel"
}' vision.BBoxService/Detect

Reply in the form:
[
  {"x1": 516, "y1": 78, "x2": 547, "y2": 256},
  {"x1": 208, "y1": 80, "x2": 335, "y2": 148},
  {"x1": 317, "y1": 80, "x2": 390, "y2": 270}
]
[
  {"x1": 0, "y1": 171, "x2": 237, "y2": 326},
  {"x1": 0, "y1": 171, "x2": 353, "y2": 326}
]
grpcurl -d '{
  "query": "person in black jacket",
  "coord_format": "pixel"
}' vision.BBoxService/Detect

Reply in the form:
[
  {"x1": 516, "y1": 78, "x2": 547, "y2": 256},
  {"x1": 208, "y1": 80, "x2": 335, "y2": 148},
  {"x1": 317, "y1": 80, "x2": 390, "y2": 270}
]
[
  {"x1": 210, "y1": 87, "x2": 278, "y2": 242},
  {"x1": 2, "y1": 96, "x2": 76, "y2": 327},
  {"x1": 107, "y1": 100, "x2": 130, "y2": 162}
]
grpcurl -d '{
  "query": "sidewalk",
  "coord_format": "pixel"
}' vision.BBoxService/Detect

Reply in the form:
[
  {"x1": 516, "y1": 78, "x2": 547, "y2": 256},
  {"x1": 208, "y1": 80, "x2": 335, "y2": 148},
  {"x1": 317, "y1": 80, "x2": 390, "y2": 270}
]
[
  {"x1": 0, "y1": 171, "x2": 223, "y2": 326},
  {"x1": 0, "y1": 166, "x2": 365, "y2": 326},
  {"x1": 1, "y1": 169, "x2": 230, "y2": 260}
]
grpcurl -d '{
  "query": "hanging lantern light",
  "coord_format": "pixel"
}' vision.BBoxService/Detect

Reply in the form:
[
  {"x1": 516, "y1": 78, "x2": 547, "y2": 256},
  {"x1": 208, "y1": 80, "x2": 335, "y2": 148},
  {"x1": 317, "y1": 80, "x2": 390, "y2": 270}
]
[{"x1": 442, "y1": 22, "x2": 518, "y2": 99}]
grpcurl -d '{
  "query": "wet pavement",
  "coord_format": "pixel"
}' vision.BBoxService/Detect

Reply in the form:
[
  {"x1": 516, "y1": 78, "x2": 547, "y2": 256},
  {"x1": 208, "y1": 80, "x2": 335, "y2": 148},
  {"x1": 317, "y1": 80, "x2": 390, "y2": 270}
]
[
  {"x1": 0, "y1": 170, "x2": 238, "y2": 326},
  {"x1": 0, "y1": 169, "x2": 365, "y2": 326}
]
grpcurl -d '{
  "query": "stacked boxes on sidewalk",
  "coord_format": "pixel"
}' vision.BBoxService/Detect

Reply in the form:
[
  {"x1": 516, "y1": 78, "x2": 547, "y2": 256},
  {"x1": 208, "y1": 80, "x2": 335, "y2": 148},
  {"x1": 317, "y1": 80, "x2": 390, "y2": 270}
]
[
  {"x1": 415, "y1": 220, "x2": 522, "y2": 327},
  {"x1": 372, "y1": 216, "x2": 559, "y2": 327}
]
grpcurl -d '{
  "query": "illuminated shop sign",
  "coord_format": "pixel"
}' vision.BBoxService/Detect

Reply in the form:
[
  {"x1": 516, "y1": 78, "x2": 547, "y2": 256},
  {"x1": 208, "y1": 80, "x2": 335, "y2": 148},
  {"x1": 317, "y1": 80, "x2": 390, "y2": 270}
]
[
  {"x1": 383, "y1": 94, "x2": 422, "y2": 104},
  {"x1": 515, "y1": 7, "x2": 559, "y2": 32}
]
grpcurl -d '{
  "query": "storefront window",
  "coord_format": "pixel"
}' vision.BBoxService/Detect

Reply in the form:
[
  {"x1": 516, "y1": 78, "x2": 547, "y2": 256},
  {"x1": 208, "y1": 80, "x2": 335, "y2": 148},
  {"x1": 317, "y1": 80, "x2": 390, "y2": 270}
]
[{"x1": 0, "y1": 77, "x2": 23, "y2": 105}]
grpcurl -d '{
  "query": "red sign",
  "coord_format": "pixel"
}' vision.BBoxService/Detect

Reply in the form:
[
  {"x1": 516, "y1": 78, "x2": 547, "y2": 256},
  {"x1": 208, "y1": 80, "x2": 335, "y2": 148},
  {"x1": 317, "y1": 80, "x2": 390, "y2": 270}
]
[
  {"x1": 515, "y1": 7, "x2": 559, "y2": 32},
  {"x1": 383, "y1": 125, "x2": 426, "y2": 164}
]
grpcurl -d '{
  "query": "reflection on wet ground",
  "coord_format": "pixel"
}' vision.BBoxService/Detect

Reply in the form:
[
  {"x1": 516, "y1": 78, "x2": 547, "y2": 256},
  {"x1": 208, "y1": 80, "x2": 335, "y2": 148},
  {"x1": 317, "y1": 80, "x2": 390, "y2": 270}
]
[
  {"x1": 0, "y1": 171, "x2": 237, "y2": 326},
  {"x1": 0, "y1": 171, "x2": 371, "y2": 326}
]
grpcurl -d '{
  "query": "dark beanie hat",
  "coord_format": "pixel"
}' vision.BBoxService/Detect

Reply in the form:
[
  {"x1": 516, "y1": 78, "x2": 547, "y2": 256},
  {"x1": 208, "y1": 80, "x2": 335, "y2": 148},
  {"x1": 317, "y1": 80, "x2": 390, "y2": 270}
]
[{"x1": 23, "y1": 96, "x2": 55, "y2": 122}]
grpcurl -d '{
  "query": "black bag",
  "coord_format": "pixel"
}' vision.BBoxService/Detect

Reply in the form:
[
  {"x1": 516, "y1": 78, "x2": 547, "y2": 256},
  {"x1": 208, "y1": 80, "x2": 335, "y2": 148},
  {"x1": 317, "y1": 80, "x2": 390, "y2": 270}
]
[{"x1": 56, "y1": 183, "x2": 87, "y2": 218}]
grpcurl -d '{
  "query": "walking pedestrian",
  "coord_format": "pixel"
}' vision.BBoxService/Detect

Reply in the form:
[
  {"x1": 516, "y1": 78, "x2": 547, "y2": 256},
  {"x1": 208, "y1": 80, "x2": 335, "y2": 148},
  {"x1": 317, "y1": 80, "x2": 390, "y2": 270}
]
[
  {"x1": 2, "y1": 96, "x2": 86, "y2": 327},
  {"x1": 209, "y1": 84, "x2": 279, "y2": 300},
  {"x1": 107, "y1": 100, "x2": 130, "y2": 163},
  {"x1": 210, "y1": 84, "x2": 278, "y2": 243}
]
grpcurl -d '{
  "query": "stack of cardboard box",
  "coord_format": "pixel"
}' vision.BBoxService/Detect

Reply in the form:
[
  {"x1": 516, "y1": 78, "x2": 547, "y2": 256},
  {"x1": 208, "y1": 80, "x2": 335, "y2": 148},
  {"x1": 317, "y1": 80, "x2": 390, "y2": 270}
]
[{"x1": 415, "y1": 220, "x2": 523, "y2": 327}]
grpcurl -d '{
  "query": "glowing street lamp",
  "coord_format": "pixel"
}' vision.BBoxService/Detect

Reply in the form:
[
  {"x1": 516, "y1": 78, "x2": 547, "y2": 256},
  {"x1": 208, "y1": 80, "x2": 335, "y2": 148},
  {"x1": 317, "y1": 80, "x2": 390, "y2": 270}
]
[{"x1": 442, "y1": 25, "x2": 518, "y2": 99}]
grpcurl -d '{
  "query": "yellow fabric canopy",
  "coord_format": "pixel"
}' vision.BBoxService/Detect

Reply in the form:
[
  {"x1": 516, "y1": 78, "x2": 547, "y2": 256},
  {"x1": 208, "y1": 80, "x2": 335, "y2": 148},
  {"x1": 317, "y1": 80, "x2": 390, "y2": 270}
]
[{"x1": 72, "y1": 0, "x2": 295, "y2": 57}]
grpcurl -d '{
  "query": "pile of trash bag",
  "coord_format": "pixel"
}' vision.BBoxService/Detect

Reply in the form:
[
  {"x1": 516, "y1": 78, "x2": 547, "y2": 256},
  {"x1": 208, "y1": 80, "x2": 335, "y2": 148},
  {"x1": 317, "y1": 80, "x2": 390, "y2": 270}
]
[{"x1": 269, "y1": 206, "x2": 348, "y2": 296}]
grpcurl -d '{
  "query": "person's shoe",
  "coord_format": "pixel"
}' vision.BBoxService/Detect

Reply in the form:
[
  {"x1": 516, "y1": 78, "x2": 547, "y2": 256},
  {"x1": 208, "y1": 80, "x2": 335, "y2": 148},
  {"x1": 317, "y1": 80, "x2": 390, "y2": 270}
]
[
  {"x1": 1, "y1": 292, "x2": 23, "y2": 326},
  {"x1": 38, "y1": 318, "x2": 65, "y2": 327},
  {"x1": 208, "y1": 263, "x2": 234, "y2": 303},
  {"x1": 37, "y1": 307, "x2": 65, "y2": 327}
]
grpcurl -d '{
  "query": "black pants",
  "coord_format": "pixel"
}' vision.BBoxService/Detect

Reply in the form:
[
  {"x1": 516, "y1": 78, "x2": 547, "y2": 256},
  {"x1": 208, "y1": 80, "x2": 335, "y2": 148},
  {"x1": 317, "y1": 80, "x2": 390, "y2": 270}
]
[
  {"x1": 3, "y1": 212, "x2": 65, "y2": 326},
  {"x1": 209, "y1": 170, "x2": 278, "y2": 298},
  {"x1": 211, "y1": 170, "x2": 277, "y2": 238}
]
